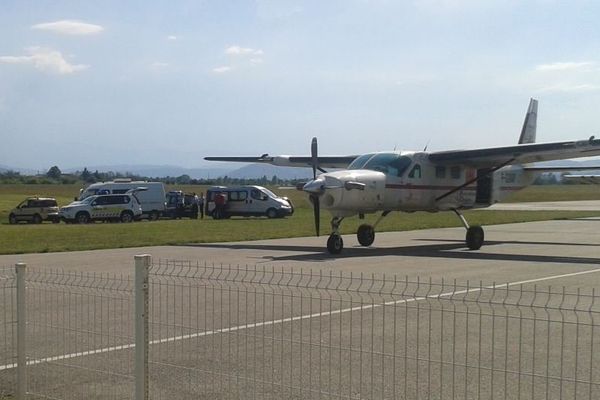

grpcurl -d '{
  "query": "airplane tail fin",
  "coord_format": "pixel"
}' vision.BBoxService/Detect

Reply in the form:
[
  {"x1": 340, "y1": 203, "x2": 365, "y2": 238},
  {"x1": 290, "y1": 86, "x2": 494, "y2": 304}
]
[{"x1": 518, "y1": 98, "x2": 538, "y2": 144}]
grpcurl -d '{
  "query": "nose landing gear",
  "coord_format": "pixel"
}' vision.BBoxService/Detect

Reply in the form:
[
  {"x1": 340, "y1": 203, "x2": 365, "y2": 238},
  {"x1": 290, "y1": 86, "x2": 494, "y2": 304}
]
[{"x1": 327, "y1": 217, "x2": 344, "y2": 254}]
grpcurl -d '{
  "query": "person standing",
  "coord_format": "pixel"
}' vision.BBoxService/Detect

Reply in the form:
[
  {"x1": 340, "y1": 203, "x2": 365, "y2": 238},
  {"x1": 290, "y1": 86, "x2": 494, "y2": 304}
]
[{"x1": 198, "y1": 192, "x2": 205, "y2": 219}]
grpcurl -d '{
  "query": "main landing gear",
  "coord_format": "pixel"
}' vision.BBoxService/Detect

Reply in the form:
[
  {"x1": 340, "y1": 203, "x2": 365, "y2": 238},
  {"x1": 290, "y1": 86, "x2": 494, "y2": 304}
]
[
  {"x1": 326, "y1": 211, "x2": 392, "y2": 254},
  {"x1": 453, "y1": 209, "x2": 484, "y2": 250}
]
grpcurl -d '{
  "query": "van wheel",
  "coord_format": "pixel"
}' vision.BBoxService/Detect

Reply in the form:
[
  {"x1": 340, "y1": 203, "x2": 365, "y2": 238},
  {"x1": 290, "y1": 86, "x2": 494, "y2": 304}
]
[
  {"x1": 32, "y1": 214, "x2": 42, "y2": 224},
  {"x1": 76, "y1": 212, "x2": 90, "y2": 224},
  {"x1": 9, "y1": 214, "x2": 17, "y2": 225},
  {"x1": 266, "y1": 208, "x2": 278, "y2": 219},
  {"x1": 148, "y1": 211, "x2": 160, "y2": 221},
  {"x1": 120, "y1": 211, "x2": 134, "y2": 223}
]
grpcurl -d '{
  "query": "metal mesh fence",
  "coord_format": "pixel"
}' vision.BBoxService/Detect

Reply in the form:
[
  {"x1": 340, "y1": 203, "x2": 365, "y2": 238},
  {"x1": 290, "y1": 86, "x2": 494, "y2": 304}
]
[
  {"x1": 0, "y1": 266, "x2": 17, "y2": 398},
  {"x1": 147, "y1": 260, "x2": 600, "y2": 400},
  {"x1": 1, "y1": 258, "x2": 599, "y2": 399},
  {"x1": 23, "y1": 268, "x2": 136, "y2": 400}
]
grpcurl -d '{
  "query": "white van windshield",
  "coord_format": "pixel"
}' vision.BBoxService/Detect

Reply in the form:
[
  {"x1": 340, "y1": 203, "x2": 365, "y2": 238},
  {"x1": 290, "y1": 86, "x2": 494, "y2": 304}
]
[
  {"x1": 261, "y1": 188, "x2": 277, "y2": 198},
  {"x1": 80, "y1": 189, "x2": 98, "y2": 200}
]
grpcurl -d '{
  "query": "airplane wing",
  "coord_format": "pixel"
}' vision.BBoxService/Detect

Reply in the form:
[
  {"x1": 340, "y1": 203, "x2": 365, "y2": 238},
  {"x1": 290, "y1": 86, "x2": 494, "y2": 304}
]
[
  {"x1": 522, "y1": 165, "x2": 600, "y2": 172},
  {"x1": 204, "y1": 155, "x2": 359, "y2": 169},
  {"x1": 428, "y1": 136, "x2": 600, "y2": 168},
  {"x1": 562, "y1": 174, "x2": 600, "y2": 184}
]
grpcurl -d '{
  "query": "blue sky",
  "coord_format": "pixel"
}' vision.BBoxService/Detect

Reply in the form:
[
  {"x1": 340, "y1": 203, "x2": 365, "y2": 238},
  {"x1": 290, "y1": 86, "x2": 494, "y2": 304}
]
[{"x1": 1, "y1": 0, "x2": 600, "y2": 170}]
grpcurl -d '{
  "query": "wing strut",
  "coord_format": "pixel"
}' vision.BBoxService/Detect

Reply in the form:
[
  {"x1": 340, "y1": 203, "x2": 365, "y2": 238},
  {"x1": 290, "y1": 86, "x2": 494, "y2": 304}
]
[{"x1": 435, "y1": 158, "x2": 515, "y2": 202}]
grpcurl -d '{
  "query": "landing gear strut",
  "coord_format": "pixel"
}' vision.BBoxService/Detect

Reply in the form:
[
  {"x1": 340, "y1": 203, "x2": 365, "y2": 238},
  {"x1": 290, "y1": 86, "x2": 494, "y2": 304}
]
[
  {"x1": 356, "y1": 211, "x2": 391, "y2": 247},
  {"x1": 327, "y1": 217, "x2": 344, "y2": 254},
  {"x1": 453, "y1": 209, "x2": 484, "y2": 250}
]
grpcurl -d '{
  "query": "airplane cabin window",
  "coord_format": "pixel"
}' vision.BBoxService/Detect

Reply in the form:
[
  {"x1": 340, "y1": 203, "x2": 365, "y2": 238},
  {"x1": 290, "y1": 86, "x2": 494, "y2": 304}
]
[
  {"x1": 435, "y1": 166, "x2": 446, "y2": 179},
  {"x1": 451, "y1": 166, "x2": 461, "y2": 179}
]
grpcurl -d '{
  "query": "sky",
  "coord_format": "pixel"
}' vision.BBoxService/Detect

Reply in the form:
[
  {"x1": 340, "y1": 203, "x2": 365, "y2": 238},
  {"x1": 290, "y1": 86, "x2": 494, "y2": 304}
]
[{"x1": 1, "y1": 0, "x2": 600, "y2": 171}]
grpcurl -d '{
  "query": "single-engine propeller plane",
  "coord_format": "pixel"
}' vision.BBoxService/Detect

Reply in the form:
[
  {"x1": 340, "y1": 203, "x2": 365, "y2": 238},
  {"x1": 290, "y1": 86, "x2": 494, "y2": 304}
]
[{"x1": 206, "y1": 99, "x2": 600, "y2": 254}]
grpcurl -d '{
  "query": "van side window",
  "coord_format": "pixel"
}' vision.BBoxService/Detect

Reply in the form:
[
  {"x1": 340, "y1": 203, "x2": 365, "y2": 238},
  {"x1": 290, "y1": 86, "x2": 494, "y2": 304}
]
[
  {"x1": 229, "y1": 191, "x2": 247, "y2": 201},
  {"x1": 113, "y1": 189, "x2": 129, "y2": 194},
  {"x1": 408, "y1": 164, "x2": 422, "y2": 179}
]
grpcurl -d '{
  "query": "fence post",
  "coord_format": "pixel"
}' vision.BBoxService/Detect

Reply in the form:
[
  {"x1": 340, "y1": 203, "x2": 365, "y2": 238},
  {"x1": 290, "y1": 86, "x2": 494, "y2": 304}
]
[
  {"x1": 135, "y1": 255, "x2": 151, "y2": 400},
  {"x1": 15, "y1": 262, "x2": 26, "y2": 400}
]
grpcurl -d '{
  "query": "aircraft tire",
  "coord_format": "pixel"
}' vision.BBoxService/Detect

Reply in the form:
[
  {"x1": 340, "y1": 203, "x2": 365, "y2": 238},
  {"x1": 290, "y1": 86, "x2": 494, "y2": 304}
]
[
  {"x1": 357, "y1": 224, "x2": 375, "y2": 246},
  {"x1": 327, "y1": 234, "x2": 344, "y2": 254},
  {"x1": 466, "y1": 225, "x2": 484, "y2": 250}
]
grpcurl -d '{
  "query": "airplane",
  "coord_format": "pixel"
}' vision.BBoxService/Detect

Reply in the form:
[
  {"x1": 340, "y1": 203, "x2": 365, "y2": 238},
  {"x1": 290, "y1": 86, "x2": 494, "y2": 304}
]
[{"x1": 205, "y1": 99, "x2": 600, "y2": 254}]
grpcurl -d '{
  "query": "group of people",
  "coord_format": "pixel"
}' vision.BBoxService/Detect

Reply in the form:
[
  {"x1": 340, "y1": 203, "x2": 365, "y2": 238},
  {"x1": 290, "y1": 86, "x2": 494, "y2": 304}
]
[{"x1": 191, "y1": 192, "x2": 204, "y2": 219}]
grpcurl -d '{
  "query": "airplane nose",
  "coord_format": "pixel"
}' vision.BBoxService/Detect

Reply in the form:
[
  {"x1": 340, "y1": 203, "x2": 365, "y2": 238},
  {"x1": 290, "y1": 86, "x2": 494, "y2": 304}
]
[{"x1": 303, "y1": 178, "x2": 325, "y2": 194}]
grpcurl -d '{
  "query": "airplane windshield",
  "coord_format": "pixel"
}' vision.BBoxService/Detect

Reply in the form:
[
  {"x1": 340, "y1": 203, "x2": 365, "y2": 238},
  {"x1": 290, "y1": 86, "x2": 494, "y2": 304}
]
[
  {"x1": 360, "y1": 153, "x2": 412, "y2": 177},
  {"x1": 348, "y1": 153, "x2": 375, "y2": 170}
]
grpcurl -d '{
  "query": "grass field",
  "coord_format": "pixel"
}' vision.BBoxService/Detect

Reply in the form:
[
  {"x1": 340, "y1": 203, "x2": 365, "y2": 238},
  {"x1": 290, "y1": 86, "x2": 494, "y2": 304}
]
[{"x1": 1, "y1": 183, "x2": 599, "y2": 255}]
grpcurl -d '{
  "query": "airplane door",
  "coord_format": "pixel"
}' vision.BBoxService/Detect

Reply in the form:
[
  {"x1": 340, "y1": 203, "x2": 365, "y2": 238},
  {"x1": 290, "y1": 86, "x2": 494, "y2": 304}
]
[{"x1": 476, "y1": 168, "x2": 493, "y2": 204}]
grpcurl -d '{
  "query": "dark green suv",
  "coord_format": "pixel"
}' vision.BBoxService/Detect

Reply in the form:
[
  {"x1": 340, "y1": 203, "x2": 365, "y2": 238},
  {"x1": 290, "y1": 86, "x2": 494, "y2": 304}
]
[{"x1": 8, "y1": 197, "x2": 60, "y2": 224}]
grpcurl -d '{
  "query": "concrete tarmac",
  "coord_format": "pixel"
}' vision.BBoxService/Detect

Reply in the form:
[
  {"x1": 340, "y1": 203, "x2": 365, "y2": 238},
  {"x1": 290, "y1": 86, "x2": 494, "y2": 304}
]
[
  {"x1": 3, "y1": 218, "x2": 600, "y2": 399},
  {"x1": 2, "y1": 217, "x2": 600, "y2": 287}
]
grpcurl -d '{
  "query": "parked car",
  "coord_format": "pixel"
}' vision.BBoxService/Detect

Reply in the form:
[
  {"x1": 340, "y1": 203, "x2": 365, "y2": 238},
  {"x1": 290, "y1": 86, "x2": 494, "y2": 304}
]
[
  {"x1": 59, "y1": 193, "x2": 142, "y2": 224},
  {"x1": 205, "y1": 186, "x2": 293, "y2": 219},
  {"x1": 8, "y1": 197, "x2": 60, "y2": 224},
  {"x1": 78, "y1": 179, "x2": 166, "y2": 220},
  {"x1": 164, "y1": 191, "x2": 199, "y2": 219}
]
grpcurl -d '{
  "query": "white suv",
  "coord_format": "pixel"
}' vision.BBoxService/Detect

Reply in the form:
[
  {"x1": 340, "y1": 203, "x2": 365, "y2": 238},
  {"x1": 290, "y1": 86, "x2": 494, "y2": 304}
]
[{"x1": 59, "y1": 194, "x2": 143, "y2": 224}]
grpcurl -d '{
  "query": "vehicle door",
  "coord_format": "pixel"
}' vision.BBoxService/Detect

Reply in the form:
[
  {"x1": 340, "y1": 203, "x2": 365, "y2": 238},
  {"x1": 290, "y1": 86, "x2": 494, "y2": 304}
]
[
  {"x1": 404, "y1": 163, "x2": 424, "y2": 208},
  {"x1": 90, "y1": 196, "x2": 109, "y2": 219},
  {"x1": 249, "y1": 188, "x2": 268, "y2": 214},
  {"x1": 15, "y1": 200, "x2": 33, "y2": 220},
  {"x1": 226, "y1": 190, "x2": 246, "y2": 215}
]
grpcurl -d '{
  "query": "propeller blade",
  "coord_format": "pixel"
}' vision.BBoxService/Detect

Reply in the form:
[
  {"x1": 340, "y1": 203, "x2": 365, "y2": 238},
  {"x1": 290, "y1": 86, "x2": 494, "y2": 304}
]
[
  {"x1": 311, "y1": 194, "x2": 320, "y2": 236},
  {"x1": 311, "y1": 137, "x2": 318, "y2": 180}
]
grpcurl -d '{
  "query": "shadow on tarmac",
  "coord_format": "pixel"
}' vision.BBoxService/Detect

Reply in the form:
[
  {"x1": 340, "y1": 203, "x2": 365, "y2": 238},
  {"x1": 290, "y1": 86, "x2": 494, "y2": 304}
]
[{"x1": 178, "y1": 238, "x2": 600, "y2": 265}]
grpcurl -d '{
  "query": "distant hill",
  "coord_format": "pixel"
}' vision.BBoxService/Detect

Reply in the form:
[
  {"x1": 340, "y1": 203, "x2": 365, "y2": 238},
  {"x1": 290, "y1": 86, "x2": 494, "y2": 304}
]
[
  {"x1": 4, "y1": 157, "x2": 600, "y2": 180},
  {"x1": 62, "y1": 163, "x2": 314, "y2": 180},
  {"x1": 228, "y1": 164, "x2": 313, "y2": 180}
]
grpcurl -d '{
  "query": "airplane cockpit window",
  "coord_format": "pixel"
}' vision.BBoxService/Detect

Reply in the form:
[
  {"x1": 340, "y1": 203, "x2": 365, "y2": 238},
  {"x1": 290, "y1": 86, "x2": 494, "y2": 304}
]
[
  {"x1": 347, "y1": 153, "x2": 375, "y2": 170},
  {"x1": 354, "y1": 153, "x2": 412, "y2": 177},
  {"x1": 408, "y1": 164, "x2": 422, "y2": 179}
]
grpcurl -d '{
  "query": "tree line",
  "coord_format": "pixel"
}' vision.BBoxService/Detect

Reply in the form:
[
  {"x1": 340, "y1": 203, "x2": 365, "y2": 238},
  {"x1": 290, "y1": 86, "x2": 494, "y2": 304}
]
[{"x1": 0, "y1": 165, "x2": 303, "y2": 187}]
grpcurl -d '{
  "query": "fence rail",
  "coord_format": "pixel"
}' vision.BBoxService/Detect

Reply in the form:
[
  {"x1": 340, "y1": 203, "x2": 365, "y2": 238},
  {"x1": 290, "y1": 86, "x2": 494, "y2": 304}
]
[{"x1": 0, "y1": 257, "x2": 599, "y2": 399}]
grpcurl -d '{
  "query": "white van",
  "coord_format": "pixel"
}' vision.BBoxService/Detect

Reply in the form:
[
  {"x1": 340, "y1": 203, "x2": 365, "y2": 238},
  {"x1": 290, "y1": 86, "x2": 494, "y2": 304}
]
[
  {"x1": 206, "y1": 185, "x2": 293, "y2": 219},
  {"x1": 79, "y1": 179, "x2": 166, "y2": 220}
]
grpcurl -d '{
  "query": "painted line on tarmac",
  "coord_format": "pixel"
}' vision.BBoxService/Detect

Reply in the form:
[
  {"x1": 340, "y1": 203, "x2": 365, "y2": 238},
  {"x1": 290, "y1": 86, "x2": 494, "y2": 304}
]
[{"x1": 2, "y1": 266, "x2": 600, "y2": 371}]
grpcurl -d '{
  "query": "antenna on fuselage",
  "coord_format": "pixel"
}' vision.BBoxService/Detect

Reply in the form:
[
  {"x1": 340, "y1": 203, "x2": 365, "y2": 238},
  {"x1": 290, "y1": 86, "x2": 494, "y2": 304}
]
[{"x1": 423, "y1": 139, "x2": 431, "y2": 152}]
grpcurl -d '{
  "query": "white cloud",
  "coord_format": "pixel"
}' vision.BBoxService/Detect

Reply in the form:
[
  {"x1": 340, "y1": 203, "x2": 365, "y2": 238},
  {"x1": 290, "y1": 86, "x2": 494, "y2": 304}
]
[
  {"x1": 31, "y1": 20, "x2": 104, "y2": 35},
  {"x1": 212, "y1": 66, "x2": 233, "y2": 74},
  {"x1": 0, "y1": 47, "x2": 88, "y2": 74},
  {"x1": 535, "y1": 62, "x2": 593, "y2": 72},
  {"x1": 151, "y1": 62, "x2": 169, "y2": 69},
  {"x1": 167, "y1": 35, "x2": 178, "y2": 41},
  {"x1": 225, "y1": 46, "x2": 264, "y2": 56},
  {"x1": 538, "y1": 83, "x2": 600, "y2": 93},
  {"x1": 249, "y1": 58, "x2": 264, "y2": 65}
]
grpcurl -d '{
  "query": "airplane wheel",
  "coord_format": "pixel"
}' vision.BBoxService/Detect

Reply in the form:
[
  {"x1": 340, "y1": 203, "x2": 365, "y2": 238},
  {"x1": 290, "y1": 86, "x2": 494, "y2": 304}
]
[
  {"x1": 327, "y1": 234, "x2": 344, "y2": 254},
  {"x1": 466, "y1": 225, "x2": 484, "y2": 250},
  {"x1": 357, "y1": 224, "x2": 375, "y2": 246}
]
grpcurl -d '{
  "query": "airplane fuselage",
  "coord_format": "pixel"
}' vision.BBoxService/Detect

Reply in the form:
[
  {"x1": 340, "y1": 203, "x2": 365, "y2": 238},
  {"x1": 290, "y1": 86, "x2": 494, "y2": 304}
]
[{"x1": 315, "y1": 151, "x2": 537, "y2": 218}]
